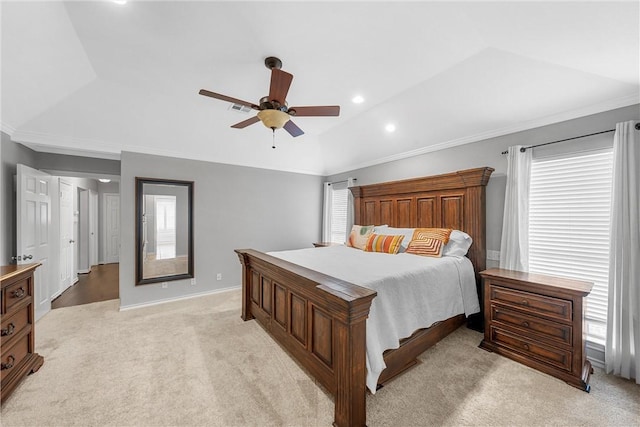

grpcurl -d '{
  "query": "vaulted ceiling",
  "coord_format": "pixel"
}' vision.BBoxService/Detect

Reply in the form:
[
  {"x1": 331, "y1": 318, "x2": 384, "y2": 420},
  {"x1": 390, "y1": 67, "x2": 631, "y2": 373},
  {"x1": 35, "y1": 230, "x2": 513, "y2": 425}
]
[{"x1": 2, "y1": 1, "x2": 638, "y2": 175}]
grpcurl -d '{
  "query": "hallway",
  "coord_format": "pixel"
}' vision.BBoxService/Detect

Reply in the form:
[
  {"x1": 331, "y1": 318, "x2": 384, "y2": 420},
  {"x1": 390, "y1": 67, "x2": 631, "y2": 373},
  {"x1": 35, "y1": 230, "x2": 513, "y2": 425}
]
[{"x1": 52, "y1": 263, "x2": 119, "y2": 309}]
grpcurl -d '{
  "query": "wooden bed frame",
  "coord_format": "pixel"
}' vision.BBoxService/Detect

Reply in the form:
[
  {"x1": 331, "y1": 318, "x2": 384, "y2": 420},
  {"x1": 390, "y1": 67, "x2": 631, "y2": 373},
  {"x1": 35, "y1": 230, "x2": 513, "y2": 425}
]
[{"x1": 236, "y1": 167, "x2": 493, "y2": 427}]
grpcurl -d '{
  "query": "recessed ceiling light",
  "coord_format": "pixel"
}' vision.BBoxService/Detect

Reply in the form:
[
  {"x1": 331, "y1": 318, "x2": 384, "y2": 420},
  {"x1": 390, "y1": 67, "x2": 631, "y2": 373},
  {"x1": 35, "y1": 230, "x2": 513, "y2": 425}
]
[
  {"x1": 113, "y1": 0, "x2": 127, "y2": 5},
  {"x1": 99, "y1": 178, "x2": 111, "y2": 183},
  {"x1": 385, "y1": 123, "x2": 396, "y2": 133},
  {"x1": 352, "y1": 95, "x2": 364, "y2": 104}
]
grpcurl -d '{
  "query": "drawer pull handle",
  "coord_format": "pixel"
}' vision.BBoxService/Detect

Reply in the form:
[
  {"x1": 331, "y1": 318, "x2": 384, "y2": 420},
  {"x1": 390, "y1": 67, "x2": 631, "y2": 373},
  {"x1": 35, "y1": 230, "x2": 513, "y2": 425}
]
[
  {"x1": 12, "y1": 287, "x2": 26, "y2": 299},
  {"x1": 522, "y1": 321, "x2": 530, "y2": 328},
  {"x1": 522, "y1": 343, "x2": 530, "y2": 351},
  {"x1": 1, "y1": 355, "x2": 15, "y2": 370},
  {"x1": 521, "y1": 299, "x2": 529, "y2": 306},
  {"x1": 1, "y1": 323, "x2": 15, "y2": 336}
]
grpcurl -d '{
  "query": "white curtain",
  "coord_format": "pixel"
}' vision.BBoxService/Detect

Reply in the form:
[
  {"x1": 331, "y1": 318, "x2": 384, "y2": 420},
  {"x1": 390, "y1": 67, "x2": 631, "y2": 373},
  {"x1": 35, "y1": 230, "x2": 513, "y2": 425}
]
[
  {"x1": 321, "y1": 182, "x2": 332, "y2": 242},
  {"x1": 606, "y1": 120, "x2": 640, "y2": 384},
  {"x1": 346, "y1": 177, "x2": 356, "y2": 233},
  {"x1": 499, "y1": 145, "x2": 532, "y2": 271}
]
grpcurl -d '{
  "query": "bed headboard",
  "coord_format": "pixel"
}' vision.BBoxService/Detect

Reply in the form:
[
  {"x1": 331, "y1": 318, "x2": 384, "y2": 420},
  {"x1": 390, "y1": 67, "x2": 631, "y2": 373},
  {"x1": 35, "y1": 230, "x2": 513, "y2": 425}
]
[{"x1": 349, "y1": 167, "x2": 494, "y2": 283}]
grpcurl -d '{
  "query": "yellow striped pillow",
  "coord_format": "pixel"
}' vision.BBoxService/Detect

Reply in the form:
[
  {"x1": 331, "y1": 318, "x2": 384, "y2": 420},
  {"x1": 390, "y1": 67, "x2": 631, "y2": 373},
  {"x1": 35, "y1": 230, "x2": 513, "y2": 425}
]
[
  {"x1": 406, "y1": 228, "x2": 453, "y2": 257},
  {"x1": 365, "y1": 234, "x2": 404, "y2": 254}
]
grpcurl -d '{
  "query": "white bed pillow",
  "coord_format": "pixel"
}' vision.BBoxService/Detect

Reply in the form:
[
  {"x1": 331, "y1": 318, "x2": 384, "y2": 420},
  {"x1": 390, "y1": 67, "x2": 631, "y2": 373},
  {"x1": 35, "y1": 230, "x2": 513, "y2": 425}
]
[{"x1": 442, "y1": 230, "x2": 473, "y2": 256}]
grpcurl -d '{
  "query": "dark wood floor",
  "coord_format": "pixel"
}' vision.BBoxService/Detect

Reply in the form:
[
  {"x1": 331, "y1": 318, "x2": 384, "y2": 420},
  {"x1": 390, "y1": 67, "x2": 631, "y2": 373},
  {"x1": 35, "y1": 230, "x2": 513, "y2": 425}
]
[{"x1": 52, "y1": 263, "x2": 119, "y2": 309}]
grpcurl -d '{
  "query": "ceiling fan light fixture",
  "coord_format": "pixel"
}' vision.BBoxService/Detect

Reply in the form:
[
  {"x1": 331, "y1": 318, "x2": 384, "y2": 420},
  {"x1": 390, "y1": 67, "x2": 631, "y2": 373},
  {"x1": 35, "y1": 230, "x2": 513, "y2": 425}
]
[{"x1": 257, "y1": 109, "x2": 290, "y2": 130}]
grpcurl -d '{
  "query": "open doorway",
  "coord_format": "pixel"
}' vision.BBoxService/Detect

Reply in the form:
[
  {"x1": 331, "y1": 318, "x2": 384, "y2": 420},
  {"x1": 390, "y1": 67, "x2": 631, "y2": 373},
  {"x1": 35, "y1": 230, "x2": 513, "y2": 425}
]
[{"x1": 49, "y1": 175, "x2": 120, "y2": 309}]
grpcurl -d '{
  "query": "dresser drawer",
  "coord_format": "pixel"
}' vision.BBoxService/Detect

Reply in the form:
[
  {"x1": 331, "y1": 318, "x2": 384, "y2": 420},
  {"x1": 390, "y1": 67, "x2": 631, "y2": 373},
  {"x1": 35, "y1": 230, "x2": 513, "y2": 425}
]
[
  {"x1": 4, "y1": 278, "x2": 31, "y2": 312},
  {"x1": 491, "y1": 304, "x2": 572, "y2": 346},
  {"x1": 489, "y1": 285, "x2": 572, "y2": 321},
  {"x1": 490, "y1": 326, "x2": 572, "y2": 371},
  {"x1": 1, "y1": 304, "x2": 31, "y2": 346},
  {"x1": 1, "y1": 333, "x2": 30, "y2": 382}
]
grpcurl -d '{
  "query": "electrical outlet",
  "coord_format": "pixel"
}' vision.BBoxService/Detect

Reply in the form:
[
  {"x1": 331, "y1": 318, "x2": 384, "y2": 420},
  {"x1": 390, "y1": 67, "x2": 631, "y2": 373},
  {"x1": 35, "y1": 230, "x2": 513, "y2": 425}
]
[
  {"x1": 487, "y1": 250, "x2": 501, "y2": 261},
  {"x1": 191, "y1": 278, "x2": 196, "y2": 286},
  {"x1": 216, "y1": 273, "x2": 222, "y2": 281},
  {"x1": 161, "y1": 282, "x2": 168, "y2": 289}
]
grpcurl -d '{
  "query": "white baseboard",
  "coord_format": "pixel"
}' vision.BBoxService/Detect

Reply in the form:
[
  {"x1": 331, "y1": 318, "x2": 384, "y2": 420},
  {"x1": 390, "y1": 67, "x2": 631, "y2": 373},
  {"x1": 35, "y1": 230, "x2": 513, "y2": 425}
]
[{"x1": 118, "y1": 286, "x2": 240, "y2": 311}]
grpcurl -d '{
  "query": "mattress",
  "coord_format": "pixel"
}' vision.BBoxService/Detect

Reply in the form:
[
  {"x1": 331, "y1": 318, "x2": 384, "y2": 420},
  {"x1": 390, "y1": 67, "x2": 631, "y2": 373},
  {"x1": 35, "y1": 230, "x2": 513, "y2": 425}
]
[{"x1": 269, "y1": 244, "x2": 480, "y2": 393}]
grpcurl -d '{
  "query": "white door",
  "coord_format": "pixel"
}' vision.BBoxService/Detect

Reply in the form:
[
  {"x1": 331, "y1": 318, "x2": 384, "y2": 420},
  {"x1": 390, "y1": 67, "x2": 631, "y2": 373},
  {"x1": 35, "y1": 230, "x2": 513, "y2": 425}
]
[
  {"x1": 58, "y1": 179, "x2": 74, "y2": 296},
  {"x1": 89, "y1": 190, "x2": 98, "y2": 267},
  {"x1": 17, "y1": 164, "x2": 52, "y2": 321},
  {"x1": 104, "y1": 193, "x2": 120, "y2": 263}
]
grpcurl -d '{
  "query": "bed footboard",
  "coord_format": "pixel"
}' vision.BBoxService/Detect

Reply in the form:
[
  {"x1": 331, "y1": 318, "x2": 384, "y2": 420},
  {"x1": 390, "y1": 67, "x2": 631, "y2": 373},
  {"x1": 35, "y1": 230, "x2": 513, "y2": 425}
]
[{"x1": 235, "y1": 249, "x2": 377, "y2": 427}]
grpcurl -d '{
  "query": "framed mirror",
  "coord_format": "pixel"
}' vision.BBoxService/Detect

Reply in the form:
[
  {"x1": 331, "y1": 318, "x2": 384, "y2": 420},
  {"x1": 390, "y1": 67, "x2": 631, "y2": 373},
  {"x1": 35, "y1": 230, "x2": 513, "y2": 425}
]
[{"x1": 135, "y1": 177, "x2": 194, "y2": 286}]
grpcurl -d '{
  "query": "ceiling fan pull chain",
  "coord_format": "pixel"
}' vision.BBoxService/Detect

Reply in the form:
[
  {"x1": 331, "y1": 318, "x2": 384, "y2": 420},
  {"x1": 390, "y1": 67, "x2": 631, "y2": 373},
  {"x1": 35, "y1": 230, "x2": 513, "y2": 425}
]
[{"x1": 272, "y1": 128, "x2": 276, "y2": 149}]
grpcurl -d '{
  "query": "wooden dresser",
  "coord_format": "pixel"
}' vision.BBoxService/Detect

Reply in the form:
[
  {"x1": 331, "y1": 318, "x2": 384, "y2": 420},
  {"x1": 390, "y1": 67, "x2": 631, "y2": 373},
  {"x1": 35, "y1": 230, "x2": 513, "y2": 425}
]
[
  {"x1": 479, "y1": 268, "x2": 593, "y2": 391},
  {"x1": 1, "y1": 263, "x2": 44, "y2": 403}
]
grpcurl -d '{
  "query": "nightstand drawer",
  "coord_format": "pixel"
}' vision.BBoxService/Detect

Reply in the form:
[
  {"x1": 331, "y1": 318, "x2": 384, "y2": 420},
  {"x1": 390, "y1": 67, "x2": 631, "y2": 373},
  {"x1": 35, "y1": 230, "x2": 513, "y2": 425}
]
[
  {"x1": 491, "y1": 304, "x2": 572, "y2": 346},
  {"x1": 490, "y1": 326, "x2": 572, "y2": 371},
  {"x1": 3, "y1": 278, "x2": 31, "y2": 312},
  {"x1": 490, "y1": 285, "x2": 572, "y2": 321},
  {"x1": 1, "y1": 333, "x2": 30, "y2": 382},
  {"x1": 1, "y1": 305, "x2": 31, "y2": 346}
]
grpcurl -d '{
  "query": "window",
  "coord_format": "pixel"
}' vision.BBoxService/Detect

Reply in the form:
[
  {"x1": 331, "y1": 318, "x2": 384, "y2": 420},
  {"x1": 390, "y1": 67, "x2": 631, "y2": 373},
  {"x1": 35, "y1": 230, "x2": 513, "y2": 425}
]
[
  {"x1": 529, "y1": 149, "x2": 613, "y2": 344},
  {"x1": 328, "y1": 182, "x2": 349, "y2": 243}
]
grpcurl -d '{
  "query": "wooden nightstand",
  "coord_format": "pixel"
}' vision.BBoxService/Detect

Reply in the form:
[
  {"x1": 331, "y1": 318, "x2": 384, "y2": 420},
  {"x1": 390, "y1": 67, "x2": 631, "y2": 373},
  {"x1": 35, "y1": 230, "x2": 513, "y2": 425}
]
[
  {"x1": 479, "y1": 268, "x2": 593, "y2": 392},
  {"x1": 1, "y1": 263, "x2": 44, "y2": 403},
  {"x1": 312, "y1": 242, "x2": 339, "y2": 248}
]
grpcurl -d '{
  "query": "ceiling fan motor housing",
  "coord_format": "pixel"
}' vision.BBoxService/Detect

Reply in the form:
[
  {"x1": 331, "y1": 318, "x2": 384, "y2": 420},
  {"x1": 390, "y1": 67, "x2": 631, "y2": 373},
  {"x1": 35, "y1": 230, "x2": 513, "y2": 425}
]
[{"x1": 264, "y1": 56, "x2": 283, "y2": 70}]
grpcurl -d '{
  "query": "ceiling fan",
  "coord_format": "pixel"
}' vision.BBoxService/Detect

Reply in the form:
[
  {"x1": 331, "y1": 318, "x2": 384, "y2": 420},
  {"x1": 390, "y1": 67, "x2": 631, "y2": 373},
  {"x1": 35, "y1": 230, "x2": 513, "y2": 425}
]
[{"x1": 199, "y1": 57, "x2": 340, "y2": 140}]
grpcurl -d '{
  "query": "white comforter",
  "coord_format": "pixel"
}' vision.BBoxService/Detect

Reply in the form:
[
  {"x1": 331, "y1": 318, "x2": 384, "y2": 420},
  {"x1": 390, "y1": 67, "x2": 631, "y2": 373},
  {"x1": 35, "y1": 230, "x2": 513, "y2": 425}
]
[{"x1": 268, "y1": 244, "x2": 479, "y2": 393}]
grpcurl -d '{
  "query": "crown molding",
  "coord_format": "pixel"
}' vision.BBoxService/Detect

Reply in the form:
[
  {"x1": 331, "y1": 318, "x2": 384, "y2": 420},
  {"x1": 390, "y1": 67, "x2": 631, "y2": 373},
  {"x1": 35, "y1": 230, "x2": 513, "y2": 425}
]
[
  {"x1": 11, "y1": 129, "x2": 325, "y2": 176},
  {"x1": 8, "y1": 93, "x2": 637, "y2": 178},
  {"x1": 1, "y1": 121, "x2": 17, "y2": 136},
  {"x1": 323, "y1": 94, "x2": 639, "y2": 176}
]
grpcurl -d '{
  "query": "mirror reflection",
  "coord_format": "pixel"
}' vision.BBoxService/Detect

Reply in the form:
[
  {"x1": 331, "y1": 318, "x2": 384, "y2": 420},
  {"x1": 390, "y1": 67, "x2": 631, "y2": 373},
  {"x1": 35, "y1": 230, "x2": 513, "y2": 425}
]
[{"x1": 136, "y1": 178, "x2": 193, "y2": 285}]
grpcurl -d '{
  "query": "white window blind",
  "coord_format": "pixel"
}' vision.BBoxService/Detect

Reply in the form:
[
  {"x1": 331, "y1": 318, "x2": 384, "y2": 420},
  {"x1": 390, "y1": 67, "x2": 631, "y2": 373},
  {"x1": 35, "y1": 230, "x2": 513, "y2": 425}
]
[
  {"x1": 529, "y1": 149, "x2": 613, "y2": 344},
  {"x1": 329, "y1": 182, "x2": 349, "y2": 244}
]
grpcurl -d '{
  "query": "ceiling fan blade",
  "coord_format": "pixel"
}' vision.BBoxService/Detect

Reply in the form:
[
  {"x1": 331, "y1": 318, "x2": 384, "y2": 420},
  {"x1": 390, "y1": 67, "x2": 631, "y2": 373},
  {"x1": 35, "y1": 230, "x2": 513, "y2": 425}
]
[
  {"x1": 199, "y1": 89, "x2": 258, "y2": 109},
  {"x1": 268, "y1": 69, "x2": 293, "y2": 104},
  {"x1": 231, "y1": 116, "x2": 261, "y2": 129},
  {"x1": 288, "y1": 106, "x2": 340, "y2": 117},
  {"x1": 283, "y1": 120, "x2": 304, "y2": 137}
]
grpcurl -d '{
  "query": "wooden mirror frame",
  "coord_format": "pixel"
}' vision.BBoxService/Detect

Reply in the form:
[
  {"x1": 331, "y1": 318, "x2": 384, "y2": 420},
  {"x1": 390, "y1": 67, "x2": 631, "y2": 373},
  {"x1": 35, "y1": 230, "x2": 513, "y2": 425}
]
[{"x1": 135, "y1": 177, "x2": 194, "y2": 286}]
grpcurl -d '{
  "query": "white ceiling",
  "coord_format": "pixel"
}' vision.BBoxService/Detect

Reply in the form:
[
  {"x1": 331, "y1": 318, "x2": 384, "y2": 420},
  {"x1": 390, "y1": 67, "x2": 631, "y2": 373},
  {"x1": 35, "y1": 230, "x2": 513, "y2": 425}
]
[{"x1": 2, "y1": 1, "x2": 638, "y2": 176}]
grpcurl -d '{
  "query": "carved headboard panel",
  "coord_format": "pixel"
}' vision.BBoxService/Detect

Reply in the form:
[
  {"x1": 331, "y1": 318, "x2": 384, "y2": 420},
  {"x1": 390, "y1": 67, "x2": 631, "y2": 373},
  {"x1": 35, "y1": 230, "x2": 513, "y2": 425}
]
[{"x1": 349, "y1": 167, "x2": 494, "y2": 282}]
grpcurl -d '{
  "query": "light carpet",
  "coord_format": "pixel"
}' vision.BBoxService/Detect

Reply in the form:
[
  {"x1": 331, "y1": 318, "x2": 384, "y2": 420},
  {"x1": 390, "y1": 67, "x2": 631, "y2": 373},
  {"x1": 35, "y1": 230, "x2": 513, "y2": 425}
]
[{"x1": 1, "y1": 290, "x2": 638, "y2": 426}]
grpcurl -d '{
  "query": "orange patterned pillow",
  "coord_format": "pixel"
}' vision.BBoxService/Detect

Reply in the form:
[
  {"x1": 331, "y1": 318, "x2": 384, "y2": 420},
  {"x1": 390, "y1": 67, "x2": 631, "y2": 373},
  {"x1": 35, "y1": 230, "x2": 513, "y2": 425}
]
[
  {"x1": 346, "y1": 225, "x2": 375, "y2": 250},
  {"x1": 365, "y1": 234, "x2": 404, "y2": 254},
  {"x1": 406, "y1": 228, "x2": 453, "y2": 257}
]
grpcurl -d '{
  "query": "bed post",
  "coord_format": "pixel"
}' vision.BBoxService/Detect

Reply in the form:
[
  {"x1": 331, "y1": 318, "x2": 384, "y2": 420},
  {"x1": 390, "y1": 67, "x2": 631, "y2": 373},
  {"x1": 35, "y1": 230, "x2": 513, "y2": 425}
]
[
  {"x1": 236, "y1": 251, "x2": 254, "y2": 321},
  {"x1": 332, "y1": 297, "x2": 370, "y2": 427}
]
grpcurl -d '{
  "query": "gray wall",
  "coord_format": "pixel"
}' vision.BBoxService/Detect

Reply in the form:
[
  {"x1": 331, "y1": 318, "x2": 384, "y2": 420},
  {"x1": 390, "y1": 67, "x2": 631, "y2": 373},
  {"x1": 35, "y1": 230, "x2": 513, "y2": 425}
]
[
  {"x1": 1, "y1": 134, "x2": 38, "y2": 264},
  {"x1": 327, "y1": 104, "x2": 640, "y2": 268},
  {"x1": 119, "y1": 151, "x2": 323, "y2": 308},
  {"x1": 36, "y1": 151, "x2": 120, "y2": 176}
]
